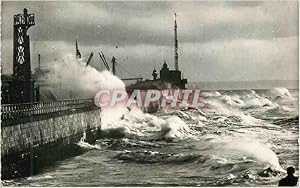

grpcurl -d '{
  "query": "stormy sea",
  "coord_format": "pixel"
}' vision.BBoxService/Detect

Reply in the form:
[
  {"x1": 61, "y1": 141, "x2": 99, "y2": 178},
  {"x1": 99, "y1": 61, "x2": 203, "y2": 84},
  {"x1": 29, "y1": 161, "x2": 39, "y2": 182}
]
[{"x1": 3, "y1": 88, "x2": 298, "y2": 187}]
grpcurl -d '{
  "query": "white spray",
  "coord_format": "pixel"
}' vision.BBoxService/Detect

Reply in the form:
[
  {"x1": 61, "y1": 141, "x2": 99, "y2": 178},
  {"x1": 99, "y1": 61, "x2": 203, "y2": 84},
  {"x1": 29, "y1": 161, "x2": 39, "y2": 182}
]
[{"x1": 45, "y1": 54, "x2": 125, "y2": 99}]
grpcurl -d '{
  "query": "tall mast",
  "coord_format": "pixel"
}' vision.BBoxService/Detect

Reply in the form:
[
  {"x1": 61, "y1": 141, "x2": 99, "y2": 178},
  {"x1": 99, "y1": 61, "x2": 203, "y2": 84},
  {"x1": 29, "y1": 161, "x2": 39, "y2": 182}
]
[
  {"x1": 38, "y1": 54, "x2": 41, "y2": 70},
  {"x1": 111, "y1": 56, "x2": 116, "y2": 75},
  {"x1": 174, "y1": 13, "x2": 179, "y2": 71},
  {"x1": 76, "y1": 38, "x2": 78, "y2": 56},
  {"x1": 76, "y1": 37, "x2": 81, "y2": 59}
]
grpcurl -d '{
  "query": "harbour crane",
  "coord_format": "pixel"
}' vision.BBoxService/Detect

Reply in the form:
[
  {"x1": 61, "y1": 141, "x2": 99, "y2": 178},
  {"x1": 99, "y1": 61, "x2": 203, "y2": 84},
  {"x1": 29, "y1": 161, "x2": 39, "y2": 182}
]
[{"x1": 98, "y1": 51, "x2": 143, "y2": 82}]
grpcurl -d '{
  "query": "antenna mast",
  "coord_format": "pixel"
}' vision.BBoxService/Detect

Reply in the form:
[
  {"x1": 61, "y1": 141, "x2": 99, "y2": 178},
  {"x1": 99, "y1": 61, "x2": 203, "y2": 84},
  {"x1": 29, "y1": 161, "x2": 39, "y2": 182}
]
[
  {"x1": 174, "y1": 13, "x2": 179, "y2": 70},
  {"x1": 111, "y1": 56, "x2": 116, "y2": 75},
  {"x1": 38, "y1": 54, "x2": 41, "y2": 70},
  {"x1": 76, "y1": 37, "x2": 81, "y2": 59}
]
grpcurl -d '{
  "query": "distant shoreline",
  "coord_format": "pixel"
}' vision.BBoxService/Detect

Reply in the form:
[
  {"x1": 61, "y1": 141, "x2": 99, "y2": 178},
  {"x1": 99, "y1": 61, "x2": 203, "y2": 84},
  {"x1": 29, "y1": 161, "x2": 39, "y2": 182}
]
[{"x1": 187, "y1": 80, "x2": 299, "y2": 90}]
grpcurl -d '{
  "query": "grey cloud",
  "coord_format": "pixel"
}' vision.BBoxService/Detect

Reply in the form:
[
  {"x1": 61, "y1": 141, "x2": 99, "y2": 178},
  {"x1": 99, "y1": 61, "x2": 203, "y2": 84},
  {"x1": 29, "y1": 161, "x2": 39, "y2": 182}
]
[{"x1": 2, "y1": 1, "x2": 298, "y2": 46}]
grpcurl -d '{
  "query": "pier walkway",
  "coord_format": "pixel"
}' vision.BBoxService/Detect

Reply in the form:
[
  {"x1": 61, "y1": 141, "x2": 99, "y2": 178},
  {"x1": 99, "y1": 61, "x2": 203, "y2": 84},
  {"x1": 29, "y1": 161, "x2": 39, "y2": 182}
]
[
  {"x1": 1, "y1": 98, "x2": 96, "y2": 127},
  {"x1": 1, "y1": 98, "x2": 101, "y2": 179}
]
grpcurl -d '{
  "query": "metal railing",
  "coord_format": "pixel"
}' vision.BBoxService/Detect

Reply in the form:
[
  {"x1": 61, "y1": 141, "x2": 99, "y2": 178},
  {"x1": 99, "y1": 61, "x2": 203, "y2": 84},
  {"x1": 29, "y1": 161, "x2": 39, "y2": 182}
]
[{"x1": 1, "y1": 98, "x2": 96, "y2": 121}]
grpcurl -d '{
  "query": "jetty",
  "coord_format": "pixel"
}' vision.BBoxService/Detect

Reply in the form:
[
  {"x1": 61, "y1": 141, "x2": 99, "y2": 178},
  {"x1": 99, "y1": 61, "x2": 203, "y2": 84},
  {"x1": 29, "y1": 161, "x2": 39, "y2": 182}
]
[{"x1": 1, "y1": 8, "x2": 102, "y2": 180}]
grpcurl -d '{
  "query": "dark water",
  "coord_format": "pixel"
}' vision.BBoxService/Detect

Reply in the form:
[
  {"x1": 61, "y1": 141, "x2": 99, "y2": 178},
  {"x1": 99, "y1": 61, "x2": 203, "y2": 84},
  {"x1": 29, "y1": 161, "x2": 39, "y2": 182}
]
[{"x1": 3, "y1": 88, "x2": 299, "y2": 186}]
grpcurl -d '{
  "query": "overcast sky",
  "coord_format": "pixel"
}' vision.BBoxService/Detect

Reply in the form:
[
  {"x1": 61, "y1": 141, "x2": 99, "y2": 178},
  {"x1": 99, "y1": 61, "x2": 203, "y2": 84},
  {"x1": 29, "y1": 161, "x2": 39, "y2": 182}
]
[{"x1": 1, "y1": 1, "x2": 298, "y2": 82}]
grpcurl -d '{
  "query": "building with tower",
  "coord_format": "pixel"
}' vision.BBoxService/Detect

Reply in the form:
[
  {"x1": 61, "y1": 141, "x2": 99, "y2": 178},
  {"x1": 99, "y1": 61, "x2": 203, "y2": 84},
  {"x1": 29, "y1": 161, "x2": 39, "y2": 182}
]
[
  {"x1": 156, "y1": 13, "x2": 187, "y2": 89},
  {"x1": 127, "y1": 13, "x2": 187, "y2": 91},
  {"x1": 151, "y1": 13, "x2": 187, "y2": 89}
]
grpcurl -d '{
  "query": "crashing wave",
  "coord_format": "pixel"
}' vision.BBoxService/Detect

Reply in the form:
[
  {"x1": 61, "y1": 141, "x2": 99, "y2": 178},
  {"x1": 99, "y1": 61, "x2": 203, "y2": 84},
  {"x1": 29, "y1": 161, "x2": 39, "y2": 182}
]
[
  {"x1": 160, "y1": 116, "x2": 191, "y2": 139},
  {"x1": 269, "y1": 88, "x2": 293, "y2": 99}
]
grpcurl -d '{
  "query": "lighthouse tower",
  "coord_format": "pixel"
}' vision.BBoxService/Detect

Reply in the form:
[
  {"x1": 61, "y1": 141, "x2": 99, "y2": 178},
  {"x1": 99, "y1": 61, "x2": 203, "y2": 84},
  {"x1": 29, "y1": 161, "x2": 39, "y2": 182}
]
[{"x1": 12, "y1": 8, "x2": 35, "y2": 103}]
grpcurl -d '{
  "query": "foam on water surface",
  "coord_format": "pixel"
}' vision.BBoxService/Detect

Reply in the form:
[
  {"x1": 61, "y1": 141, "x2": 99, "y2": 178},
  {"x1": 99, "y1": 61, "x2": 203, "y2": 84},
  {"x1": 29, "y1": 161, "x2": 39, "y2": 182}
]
[{"x1": 12, "y1": 58, "x2": 298, "y2": 186}]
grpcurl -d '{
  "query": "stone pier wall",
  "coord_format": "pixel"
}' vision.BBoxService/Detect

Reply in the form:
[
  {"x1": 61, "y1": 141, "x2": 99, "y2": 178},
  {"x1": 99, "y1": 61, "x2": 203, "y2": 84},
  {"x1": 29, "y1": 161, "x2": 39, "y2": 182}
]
[{"x1": 1, "y1": 108, "x2": 102, "y2": 179}]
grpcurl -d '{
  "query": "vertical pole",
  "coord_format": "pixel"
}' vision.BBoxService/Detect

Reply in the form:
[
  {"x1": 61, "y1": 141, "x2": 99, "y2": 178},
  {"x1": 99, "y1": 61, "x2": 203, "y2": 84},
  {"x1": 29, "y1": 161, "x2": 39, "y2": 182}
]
[
  {"x1": 38, "y1": 54, "x2": 41, "y2": 70},
  {"x1": 112, "y1": 56, "x2": 116, "y2": 75},
  {"x1": 76, "y1": 39, "x2": 78, "y2": 58}
]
